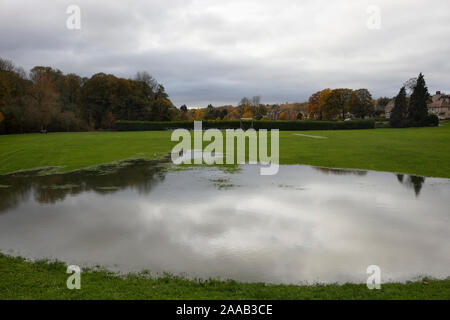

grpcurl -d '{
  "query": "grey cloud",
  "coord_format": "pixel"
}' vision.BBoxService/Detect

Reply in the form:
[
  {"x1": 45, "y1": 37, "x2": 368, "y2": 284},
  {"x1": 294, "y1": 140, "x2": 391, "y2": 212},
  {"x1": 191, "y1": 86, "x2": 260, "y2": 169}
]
[{"x1": 1, "y1": 0, "x2": 449, "y2": 107}]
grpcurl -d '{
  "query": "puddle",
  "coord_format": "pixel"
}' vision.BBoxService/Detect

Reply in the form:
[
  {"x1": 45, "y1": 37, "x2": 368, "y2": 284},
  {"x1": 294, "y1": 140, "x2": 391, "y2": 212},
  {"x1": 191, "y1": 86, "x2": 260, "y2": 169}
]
[
  {"x1": 0, "y1": 162, "x2": 449, "y2": 285},
  {"x1": 171, "y1": 149, "x2": 225, "y2": 163}
]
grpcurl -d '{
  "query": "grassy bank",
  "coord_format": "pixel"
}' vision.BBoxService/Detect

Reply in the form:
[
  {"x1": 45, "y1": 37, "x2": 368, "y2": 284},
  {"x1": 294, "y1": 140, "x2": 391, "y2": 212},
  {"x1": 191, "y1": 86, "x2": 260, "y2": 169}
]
[
  {"x1": 0, "y1": 122, "x2": 449, "y2": 177},
  {"x1": 1, "y1": 254, "x2": 449, "y2": 300}
]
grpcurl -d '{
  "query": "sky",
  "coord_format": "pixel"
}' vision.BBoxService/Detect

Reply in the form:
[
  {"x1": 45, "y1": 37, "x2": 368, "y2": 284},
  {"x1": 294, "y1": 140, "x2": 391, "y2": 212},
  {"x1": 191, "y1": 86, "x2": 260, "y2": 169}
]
[{"x1": 1, "y1": 0, "x2": 449, "y2": 107}]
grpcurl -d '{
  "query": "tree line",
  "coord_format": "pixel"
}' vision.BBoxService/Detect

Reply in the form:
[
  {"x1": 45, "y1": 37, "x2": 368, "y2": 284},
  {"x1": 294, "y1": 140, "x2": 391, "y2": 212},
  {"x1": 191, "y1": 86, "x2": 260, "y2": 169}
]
[
  {"x1": 0, "y1": 57, "x2": 177, "y2": 134},
  {"x1": 307, "y1": 88, "x2": 375, "y2": 120},
  {"x1": 1, "y1": 57, "x2": 437, "y2": 134},
  {"x1": 179, "y1": 98, "x2": 308, "y2": 122}
]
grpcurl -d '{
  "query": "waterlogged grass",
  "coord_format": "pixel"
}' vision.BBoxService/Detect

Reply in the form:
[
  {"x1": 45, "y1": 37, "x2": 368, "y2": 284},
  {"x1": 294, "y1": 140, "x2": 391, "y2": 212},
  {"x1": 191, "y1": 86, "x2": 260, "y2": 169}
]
[
  {"x1": 0, "y1": 131, "x2": 173, "y2": 175},
  {"x1": 0, "y1": 254, "x2": 449, "y2": 300},
  {"x1": 0, "y1": 123, "x2": 449, "y2": 177}
]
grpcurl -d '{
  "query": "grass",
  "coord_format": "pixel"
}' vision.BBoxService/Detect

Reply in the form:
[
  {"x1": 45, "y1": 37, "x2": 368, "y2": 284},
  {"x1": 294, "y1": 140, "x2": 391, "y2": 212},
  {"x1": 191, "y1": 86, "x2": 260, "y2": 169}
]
[
  {"x1": 279, "y1": 123, "x2": 450, "y2": 178},
  {"x1": 0, "y1": 123, "x2": 449, "y2": 177},
  {"x1": 1, "y1": 254, "x2": 449, "y2": 300}
]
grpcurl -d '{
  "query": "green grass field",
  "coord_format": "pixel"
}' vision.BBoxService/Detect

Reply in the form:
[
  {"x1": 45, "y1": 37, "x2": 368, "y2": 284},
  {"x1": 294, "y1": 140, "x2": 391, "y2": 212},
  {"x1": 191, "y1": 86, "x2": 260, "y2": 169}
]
[
  {"x1": 0, "y1": 122, "x2": 449, "y2": 177},
  {"x1": 1, "y1": 254, "x2": 449, "y2": 300},
  {"x1": 1, "y1": 123, "x2": 449, "y2": 300}
]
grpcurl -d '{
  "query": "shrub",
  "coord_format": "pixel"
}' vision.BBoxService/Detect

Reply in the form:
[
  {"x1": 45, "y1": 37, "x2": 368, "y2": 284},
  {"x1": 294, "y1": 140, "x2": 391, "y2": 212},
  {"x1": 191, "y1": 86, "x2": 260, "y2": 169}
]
[
  {"x1": 115, "y1": 120, "x2": 375, "y2": 131},
  {"x1": 422, "y1": 114, "x2": 439, "y2": 127}
]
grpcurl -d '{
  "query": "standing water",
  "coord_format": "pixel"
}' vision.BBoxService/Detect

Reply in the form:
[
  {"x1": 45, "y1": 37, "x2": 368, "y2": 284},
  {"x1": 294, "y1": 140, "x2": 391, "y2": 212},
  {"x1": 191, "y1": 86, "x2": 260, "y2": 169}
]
[{"x1": 0, "y1": 160, "x2": 449, "y2": 284}]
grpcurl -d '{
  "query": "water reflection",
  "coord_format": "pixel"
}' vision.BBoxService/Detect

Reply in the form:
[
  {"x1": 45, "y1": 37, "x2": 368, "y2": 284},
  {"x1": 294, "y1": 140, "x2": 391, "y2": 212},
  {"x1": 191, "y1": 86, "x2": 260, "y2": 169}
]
[
  {"x1": 0, "y1": 158, "x2": 169, "y2": 212},
  {"x1": 397, "y1": 174, "x2": 426, "y2": 196},
  {"x1": 0, "y1": 164, "x2": 449, "y2": 285},
  {"x1": 314, "y1": 167, "x2": 368, "y2": 176}
]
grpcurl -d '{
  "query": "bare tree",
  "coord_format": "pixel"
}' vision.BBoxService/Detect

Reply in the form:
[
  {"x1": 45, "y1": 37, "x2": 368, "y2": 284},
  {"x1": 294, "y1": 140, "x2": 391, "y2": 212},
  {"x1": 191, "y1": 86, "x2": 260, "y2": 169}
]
[
  {"x1": 403, "y1": 78, "x2": 418, "y2": 96},
  {"x1": 239, "y1": 97, "x2": 251, "y2": 106},
  {"x1": 251, "y1": 95, "x2": 261, "y2": 107},
  {"x1": 135, "y1": 71, "x2": 159, "y2": 92},
  {"x1": 0, "y1": 57, "x2": 15, "y2": 72}
]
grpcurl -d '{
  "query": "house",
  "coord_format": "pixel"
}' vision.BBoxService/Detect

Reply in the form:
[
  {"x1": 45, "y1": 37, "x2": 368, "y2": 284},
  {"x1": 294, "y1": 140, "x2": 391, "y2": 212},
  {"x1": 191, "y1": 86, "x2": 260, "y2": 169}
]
[
  {"x1": 428, "y1": 91, "x2": 450, "y2": 119},
  {"x1": 384, "y1": 99, "x2": 395, "y2": 119}
]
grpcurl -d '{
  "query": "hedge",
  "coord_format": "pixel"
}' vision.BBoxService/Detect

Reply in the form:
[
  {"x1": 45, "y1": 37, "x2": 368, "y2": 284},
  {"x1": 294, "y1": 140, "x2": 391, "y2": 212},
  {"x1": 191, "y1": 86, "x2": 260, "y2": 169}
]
[{"x1": 115, "y1": 120, "x2": 375, "y2": 131}]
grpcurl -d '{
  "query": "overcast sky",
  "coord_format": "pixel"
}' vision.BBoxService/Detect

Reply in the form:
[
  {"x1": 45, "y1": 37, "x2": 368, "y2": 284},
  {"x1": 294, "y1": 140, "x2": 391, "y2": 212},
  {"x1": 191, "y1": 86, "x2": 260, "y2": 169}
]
[{"x1": 1, "y1": 0, "x2": 449, "y2": 107}]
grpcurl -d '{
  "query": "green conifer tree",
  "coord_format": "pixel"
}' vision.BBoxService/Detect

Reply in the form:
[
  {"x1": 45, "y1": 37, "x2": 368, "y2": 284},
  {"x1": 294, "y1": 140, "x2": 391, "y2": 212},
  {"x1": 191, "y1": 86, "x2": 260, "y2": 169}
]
[
  {"x1": 390, "y1": 87, "x2": 408, "y2": 127},
  {"x1": 408, "y1": 73, "x2": 430, "y2": 125}
]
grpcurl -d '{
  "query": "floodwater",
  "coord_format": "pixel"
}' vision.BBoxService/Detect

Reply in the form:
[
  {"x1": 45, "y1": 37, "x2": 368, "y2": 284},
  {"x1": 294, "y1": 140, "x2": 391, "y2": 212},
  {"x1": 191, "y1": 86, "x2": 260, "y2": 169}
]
[{"x1": 0, "y1": 160, "x2": 449, "y2": 284}]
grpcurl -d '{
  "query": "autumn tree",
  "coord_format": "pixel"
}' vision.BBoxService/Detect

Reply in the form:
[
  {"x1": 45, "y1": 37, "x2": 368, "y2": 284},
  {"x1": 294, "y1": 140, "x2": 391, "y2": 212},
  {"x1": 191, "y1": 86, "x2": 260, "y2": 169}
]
[
  {"x1": 254, "y1": 104, "x2": 267, "y2": 120},
  {"x1": 193, "y1": 108, "x2": 205, "y2": 120},
  {"x1": 29, "y1": 67, "x2": 61, "y2": 131},
  {"x1": 150, "y1": 97, "x2": 177, "y2": 121},
  {"x1": 307, "y1": 91, "x2": 321, "y2": 120},
  {"x1": 321, "y1": 89, "x2": 345, "y2": 120},
  {"x1": 278, "y1": 112, "x2": 288, "y2": 120},
  {"x1": 0, "y1": 58, "x2": 32, "y2": 133},
  {"x1": 81, "y1": 73, "x2": 117, "y2": 129},
  {"x1": 317, "y1": 89, "x2": 331, "y2": 119},
  {"x1": 0, "y1": 58, "x2": 176, "y2": 133},
  {"x1": 348, "y1": 89, "x2": 374, "y2": 119}
]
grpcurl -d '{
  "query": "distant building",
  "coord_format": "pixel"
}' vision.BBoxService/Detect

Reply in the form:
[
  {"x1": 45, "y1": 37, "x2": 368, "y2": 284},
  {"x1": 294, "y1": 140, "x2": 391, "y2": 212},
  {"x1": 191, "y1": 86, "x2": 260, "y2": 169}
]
[
  {"x1": 428, "y1": 91, "x2": 450, "y2": 119},
  {"x1": 385, "y1": 99, "x2": 395, "y2": 119}
]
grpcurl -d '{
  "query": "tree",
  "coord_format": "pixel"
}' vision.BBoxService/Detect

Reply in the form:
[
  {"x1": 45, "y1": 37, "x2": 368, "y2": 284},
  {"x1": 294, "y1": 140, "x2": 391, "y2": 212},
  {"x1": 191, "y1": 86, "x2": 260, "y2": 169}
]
[
  {"x1": 0, "y1": 58, "x2": 15, "y2": 73},
  {"x1": 80, "y1": 73, "x2": 117, "y2": 128},
  {"x1": 251, "y1": 96, "x2": 261, "y2": 107},
  {"x1": 150, "y1": 97, "x2": 176, "y2": 121},
  {"x1": 135, "y1": 71, "x2": 158, "y2": 94},
  {"x1": 28, "y1": 67, "x2": 61, "y2": 130},
  {"x1": 337, "y1": 88, "x2": 353, "y2": 120},
  {"x1": 59, "y1": 73, "x2": 82, "y2": 112},
  {"x1": 322, "y1": 89, "x2": 347, "y2": 120},
  {"x1": 239, "y1": 97, "x2": 251, "y2": 107},
  {"x1": 348, "y1": 89, "x2": 374, "y2": 119},
  {"x1": 376, "y1": 97, "x2": 390, "y2": 108},
  {"x1": 193, "y1": 108, "x2": 205, "y2": 120},
  {"x1": 155, "y1": 84, "x2": 169, "y2": 99},
  {"x1": 278, "y1": 112, "x2": 288, "y2": 120},
  {"x1": 408, "y1": 73, "x2": 430, "y2": 124},
  {"x1": 1, "y1": 58, "x2": 176, "y2": 133},
  {"x1": 403, "y1": 77, "x2": 418, "y2": 96},
  {"x1": 0, "y1": 59, "x2": 33, "y2": 133},
  {"x1": 318, "y1": 89, "x2": 331, "y2": 120},
  {"x1": 307, "y1": 91, "x2": 321, "y2": 119},
  {"x1": 254, "y1": 105, "x2": 267, "y2": 120},
  {"x1": 204, "y1": 104, "x2": 217, "y2": 120},
  {"x1": 389, "y1": 87, "x2": 408, "y2": 128}
]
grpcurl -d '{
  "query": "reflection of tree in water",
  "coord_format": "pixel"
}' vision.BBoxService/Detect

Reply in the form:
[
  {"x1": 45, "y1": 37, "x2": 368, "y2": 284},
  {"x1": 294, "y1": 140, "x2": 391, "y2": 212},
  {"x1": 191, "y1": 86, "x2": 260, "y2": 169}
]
[
  {"x1": 396, "y1": 174, "x2": 425, "y2": 197},
  {"x1": 0, "y1": 183, "x2": 32, "y2": 213},
  {"x1": 0, "y1": 158, "x2": 170, "y2": 213},
  {"x1": 314, "y1": 167, "x2": 368, "y2": 176}
]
